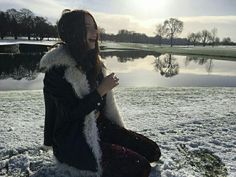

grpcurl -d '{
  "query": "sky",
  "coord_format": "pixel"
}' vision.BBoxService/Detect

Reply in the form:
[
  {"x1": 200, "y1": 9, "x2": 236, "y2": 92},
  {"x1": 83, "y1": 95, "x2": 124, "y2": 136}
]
[{"x1": 1, "y1": 0, "x2": 236, "y2": 41}]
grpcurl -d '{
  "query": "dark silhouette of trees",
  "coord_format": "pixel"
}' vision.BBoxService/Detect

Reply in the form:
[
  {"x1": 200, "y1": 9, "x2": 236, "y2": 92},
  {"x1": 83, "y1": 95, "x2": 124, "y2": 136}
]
[
  {"x1": 187, "y1": 32, "x2": 201, "y2": 46},
  {"x1": 6, "y1": 8, "x2": 21, "y2": 39},
  {"x1": 186, "y1": 28, "x2": 234, "y2": 46},
  {"x1": 222, "y1": 37, "x2": 233, "y2": 45},
  {"x1": 163, "y1": 18, "x2": 184, "y2": 47},
  {"x1": 115, "y1": 30, "x2": 149, "y2": 43},
  {"x1": 0, "y1": 11, "x2": 9, "y2": 39},
  {"x1": 200, "y1": 30, "x2": 212, "y2": 47},
  {"x1": 0, "y1": 8, "x2": 57, "y2": 40},
  {"x1": 18, "y1": 8, "x2": 35, "y2": 40}
]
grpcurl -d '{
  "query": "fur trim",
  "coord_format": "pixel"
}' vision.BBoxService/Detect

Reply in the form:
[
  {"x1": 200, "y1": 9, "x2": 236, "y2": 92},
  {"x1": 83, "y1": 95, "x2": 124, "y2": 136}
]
[
  {"x1": 102, "y1": 68, "x2": 125, "y2": 127},
  {"x1": 40, "y1": 45, "x2": 76, "y2": 72},
  {"x1": 104, "y1": 90, "x2": 125, "y2": 127}
]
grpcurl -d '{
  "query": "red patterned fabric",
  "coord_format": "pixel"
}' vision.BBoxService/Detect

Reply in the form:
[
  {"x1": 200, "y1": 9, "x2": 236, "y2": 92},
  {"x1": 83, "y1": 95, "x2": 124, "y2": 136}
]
[{"x1": 97, "y1": 117, "x2": 161, "y2": 177}]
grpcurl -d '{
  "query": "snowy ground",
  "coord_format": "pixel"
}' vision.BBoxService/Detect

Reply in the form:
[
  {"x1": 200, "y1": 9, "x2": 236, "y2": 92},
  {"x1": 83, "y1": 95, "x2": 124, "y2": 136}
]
[{"x1": 0, "y1": 87, "x2": 235, "y2": 177}]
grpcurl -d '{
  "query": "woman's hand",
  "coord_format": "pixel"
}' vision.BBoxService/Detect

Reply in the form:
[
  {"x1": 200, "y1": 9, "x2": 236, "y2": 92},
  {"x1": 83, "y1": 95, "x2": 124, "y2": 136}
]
[{"x1": 97, "y1": 73, "x2": 119, "y2": 96}]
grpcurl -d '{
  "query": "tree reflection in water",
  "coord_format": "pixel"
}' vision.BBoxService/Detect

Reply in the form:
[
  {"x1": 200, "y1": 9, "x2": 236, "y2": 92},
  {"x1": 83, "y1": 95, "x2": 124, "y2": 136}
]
[
  {"x1": 0, "y1": 53, "x2": 43, "y2": 80},
  {"x1": 0, "y1": 50, "x2": 219, "y2": 81},
  {"x1": 185, "y1": 56, "x2": 214, "y2": 74},
  {"x1": 154, "y1": 54, "x2": 179, "y2": 77},
  {"x1": 100, "y1": 50, "x2": 161, "y2": 63}
]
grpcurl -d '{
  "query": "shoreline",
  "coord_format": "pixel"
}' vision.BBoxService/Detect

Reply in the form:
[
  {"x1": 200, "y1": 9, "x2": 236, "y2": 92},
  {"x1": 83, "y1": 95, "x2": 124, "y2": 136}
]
[{"x1": 0, "y1": 40, "x2": 236, "y2": 59}]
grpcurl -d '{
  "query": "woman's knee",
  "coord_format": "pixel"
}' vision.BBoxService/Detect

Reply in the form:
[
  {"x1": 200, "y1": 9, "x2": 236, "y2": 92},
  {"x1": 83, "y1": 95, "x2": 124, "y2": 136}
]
[
  {"x1": 137, "y1": 157, "x2": 151, "y2": 177},
  {"x1": 151, "y1": 142, "x2": 161, "y2": 162}
]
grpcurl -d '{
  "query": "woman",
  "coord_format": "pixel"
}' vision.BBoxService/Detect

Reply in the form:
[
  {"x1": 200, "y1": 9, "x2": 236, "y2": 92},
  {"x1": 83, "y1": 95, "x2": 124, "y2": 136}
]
[{"x1": 40, "y1": 9, "x2": 161, "y2": 177}]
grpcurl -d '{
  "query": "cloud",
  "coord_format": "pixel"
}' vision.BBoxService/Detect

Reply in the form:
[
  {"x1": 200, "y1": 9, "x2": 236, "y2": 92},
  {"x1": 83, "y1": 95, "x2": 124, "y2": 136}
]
[
  {"x1": 93, "y1": 12, "x2": 236, "y2": 41},
  {"x1": 1, "y1": 0, "x2": 68, "y2": 22},
  {"x1": 179, "y1": 16, "x2": 236, "y2": 40}
]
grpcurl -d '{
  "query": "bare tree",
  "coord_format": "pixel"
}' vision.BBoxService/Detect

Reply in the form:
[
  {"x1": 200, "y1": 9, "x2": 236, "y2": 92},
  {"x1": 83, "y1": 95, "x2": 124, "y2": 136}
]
[
  {"x1": 19, "y1": 8, "x2": 35, "y2": 40},
  {"x1": 187, "y1": 32, "x2": 201, "y2": 46},
  {"x1": 163, "y1": 18, "x2": 183, "y2": 47},
  {"x1": 200, "y1": 30, "x2": 212, "y2": 46},
  {"x1": 155, "y1": 24, "x2": 166, "y2": 46},
  {"x1": 210, "y1": 28, "x2": 218, "y2": 47},
  {"x1": 222, "y1": 37, "x2": 232, "y2": 45}
]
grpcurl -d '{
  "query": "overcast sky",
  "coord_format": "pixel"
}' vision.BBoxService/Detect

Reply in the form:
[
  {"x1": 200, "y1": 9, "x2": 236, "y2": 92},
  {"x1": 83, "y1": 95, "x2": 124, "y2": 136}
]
[{"x1": 1, "y1": 0, "x2": 236, "y2": 41}]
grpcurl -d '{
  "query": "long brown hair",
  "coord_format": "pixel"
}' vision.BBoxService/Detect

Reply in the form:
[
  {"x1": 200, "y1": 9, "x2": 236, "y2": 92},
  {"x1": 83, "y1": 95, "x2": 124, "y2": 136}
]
[{"x1": 57, "y1": 9, "x2": 103, "y2": 88}]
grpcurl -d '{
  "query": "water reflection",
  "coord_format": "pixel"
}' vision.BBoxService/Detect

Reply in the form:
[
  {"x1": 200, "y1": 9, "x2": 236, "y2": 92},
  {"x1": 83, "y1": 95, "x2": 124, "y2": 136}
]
[
  {"x1": 154, "y1": 54, "x2": 179, "y2": 77},
  {"x1": 0, "y1": 53, "x2": 42, "y2": 80},
  {"x1": 185, "y1": 56, "x2": 213, "y2": 74},
  {"x1": 100, "y1": 50, "x2": 161, "y2": 63},
  {"x1": 0, "y1": 50, "x2": 236, "y2": 90}
]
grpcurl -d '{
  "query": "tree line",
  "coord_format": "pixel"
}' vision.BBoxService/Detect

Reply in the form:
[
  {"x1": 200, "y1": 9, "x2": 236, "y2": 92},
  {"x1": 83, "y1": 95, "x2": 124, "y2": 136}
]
[
  {"x1": 99, "y1": 17, "x2": 235, "y2": 47},
  {"x1": 187, "y1": 28, "x2": 234, "y2": 46},
  {"x1": 0, "y1": 8, "x2": 57, "y2": 40},
  {"x1": 0, "y1": 8, "x2": 235, "y2": 46}
]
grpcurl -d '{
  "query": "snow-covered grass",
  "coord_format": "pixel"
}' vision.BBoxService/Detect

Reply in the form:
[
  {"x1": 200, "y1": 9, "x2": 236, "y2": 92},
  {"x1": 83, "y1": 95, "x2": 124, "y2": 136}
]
[
  {"x1": 0, "y1": 39, "x2": 58, "y2": 46},
  {"x1": 1, "y1": 40, "x2": 236, "y2": 58},
  {"x1": 0, "y1": 87, "x2": 235, "y2": 177},
  {"x1": 101, "y1": 42, "x2": 236, "y2": 59}
]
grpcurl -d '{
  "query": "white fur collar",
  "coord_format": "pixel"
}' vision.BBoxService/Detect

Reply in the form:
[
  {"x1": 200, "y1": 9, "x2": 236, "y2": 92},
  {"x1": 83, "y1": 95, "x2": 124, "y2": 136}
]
[{"x1": 40, "y1": 45, "x2": 76, "y2": 72}]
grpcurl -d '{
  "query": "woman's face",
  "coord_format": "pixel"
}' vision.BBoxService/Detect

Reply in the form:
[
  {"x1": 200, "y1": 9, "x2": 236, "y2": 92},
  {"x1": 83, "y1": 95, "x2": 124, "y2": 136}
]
[{"x1": 85, "y1": 14, "x2": 97, "y2": 50}]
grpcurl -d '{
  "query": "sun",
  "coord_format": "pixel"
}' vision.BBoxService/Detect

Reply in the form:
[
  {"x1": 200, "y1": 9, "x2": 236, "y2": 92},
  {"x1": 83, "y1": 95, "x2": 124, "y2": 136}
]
[{"x1": 131, "y1": 0, "x2": 168, "y2": 16}]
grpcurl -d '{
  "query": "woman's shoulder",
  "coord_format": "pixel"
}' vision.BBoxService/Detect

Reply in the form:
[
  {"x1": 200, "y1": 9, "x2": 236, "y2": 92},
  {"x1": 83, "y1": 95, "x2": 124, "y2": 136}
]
[{"x1": 40, "y1": 44, "x2": 76, "y2": 73}]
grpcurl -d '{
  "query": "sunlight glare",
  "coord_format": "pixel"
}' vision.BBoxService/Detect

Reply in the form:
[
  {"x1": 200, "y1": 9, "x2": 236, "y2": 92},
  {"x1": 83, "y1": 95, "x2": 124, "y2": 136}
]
[
  {"x1": 137, "y1": 0, "x2": 166, "y2": 10},
  {"x1": 131, "y1": 0, "x2": 168, "y2": 17}
]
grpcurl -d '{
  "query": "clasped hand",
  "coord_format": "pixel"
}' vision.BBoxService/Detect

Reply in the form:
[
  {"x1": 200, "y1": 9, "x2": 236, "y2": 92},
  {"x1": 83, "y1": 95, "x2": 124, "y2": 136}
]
[{"x1": 97, "y1": 73, "x2": 119, "y2": 96}]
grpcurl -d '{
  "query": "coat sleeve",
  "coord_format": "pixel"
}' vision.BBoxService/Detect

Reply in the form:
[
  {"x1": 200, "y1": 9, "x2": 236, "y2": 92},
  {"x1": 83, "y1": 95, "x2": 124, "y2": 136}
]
[{"x1": 43, "y1": 66, "x2": 103, "y2": 122}]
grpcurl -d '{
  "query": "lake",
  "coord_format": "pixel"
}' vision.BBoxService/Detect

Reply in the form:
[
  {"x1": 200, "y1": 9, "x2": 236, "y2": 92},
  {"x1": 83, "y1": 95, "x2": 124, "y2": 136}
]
[{"x1": 0, "y1": 51, "x2": 236, "y2": 90}]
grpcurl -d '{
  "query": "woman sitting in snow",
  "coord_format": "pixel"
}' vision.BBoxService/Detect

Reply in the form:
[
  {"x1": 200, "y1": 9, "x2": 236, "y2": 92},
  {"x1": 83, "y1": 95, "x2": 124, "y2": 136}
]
[{"x1": 40, "y1": 9, "x2": 161, "y2": 177}]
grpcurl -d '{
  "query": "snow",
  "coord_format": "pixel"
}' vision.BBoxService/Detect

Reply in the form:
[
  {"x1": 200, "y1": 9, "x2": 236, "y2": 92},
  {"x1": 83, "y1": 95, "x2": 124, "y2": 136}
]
[
  {"x1": 0, "y1": 39, "x2": 57, "y2": 46},
  {"x1": 0, "y1": 87, "x2": 235, "y2": 177},
  {"x1": 102, "y1": 42, "x2": 236, "y2": 58}
]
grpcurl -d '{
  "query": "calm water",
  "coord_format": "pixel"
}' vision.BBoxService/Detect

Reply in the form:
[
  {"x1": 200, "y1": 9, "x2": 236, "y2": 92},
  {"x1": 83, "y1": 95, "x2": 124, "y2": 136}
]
[{"x1": 0, "y1": 51, "x2": 236, "y2": 90}]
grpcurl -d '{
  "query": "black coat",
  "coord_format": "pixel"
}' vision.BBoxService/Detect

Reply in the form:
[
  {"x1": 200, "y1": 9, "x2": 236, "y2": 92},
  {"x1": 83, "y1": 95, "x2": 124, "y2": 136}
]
[{"x1": 40, "y1": 45, "x2": 125, "y2": 176}]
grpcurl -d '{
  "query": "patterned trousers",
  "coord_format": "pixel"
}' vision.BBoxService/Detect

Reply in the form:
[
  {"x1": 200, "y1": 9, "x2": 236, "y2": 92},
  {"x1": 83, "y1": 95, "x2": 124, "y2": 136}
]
[{"x1": 97, "y1": 117, "x2": 161, "y2": 177}]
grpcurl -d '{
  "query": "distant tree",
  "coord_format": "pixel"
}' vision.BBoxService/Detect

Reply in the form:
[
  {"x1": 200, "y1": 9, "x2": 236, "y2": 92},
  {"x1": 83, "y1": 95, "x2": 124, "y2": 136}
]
[
  {"x1": 0, "y1": 11, "x2": 8, "y2": 39},
  {"x1": 19, "y1": 8, "x2": 35, "y2": 40},
  {"x1": 46, "y1": 24, "x2": 57, "y2": 40},
  {"x1": 98, "y1": 27, "x2": 105, "y2": 43},
  {"x1": 187, "y1": 32, "x2": 201, "y2": 46},
  {"x1": 155, "y1": 24, "x2": 166, "y2": 46},
  {"x1": 200, "y1": 29, "x2": 212, "y2": 46},
  {"x1": 33, "y1": 16, "x2": 48, "y2": 40},
  {"x1": 215, "y1": 37, "x2": 220, "y2": 45},
  {"x1": 210, "y1": 28, "x2": 218, "y2": 47},
  {"x1": 163, "y1": 18, "x2": 183, "y2": 47},
  {"x1": 6, "y1": 8, "x2": 22, "y2": 39},
  {"x1": 222, "y1": 37, "x2": 232, "y2": 45}
]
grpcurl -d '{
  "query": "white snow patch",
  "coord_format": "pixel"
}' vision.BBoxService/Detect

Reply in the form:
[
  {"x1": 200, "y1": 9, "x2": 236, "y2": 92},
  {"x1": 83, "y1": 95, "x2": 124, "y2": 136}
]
[{"x1": 0, "y1": 87, "x2": 235, "y2": 176}]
